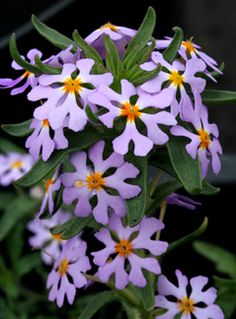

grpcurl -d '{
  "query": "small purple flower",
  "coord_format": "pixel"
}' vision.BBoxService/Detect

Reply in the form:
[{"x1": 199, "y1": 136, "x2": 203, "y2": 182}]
[
  {"x1": 26, "y1": 118, "x2": 68, "y2": 161},
  {"x1": 47, "y1": 236, "x2": 91, "y2": 307},
  {"x1": 45, "y1": 45, "x2": 80, "y2": 67},
  {"x1": 85, "y1": 23, "x2": 136, "y2": 57},
  {"x1": 0, "y1": 152, "x2": 33, "y2": 186},
  {"x1": 156, "y1": 269, "x2": 224, "y2": 319},
  {"x1": 0, "y1": 49, "x2": 42, "y2": 95},
  {"x1": 140, "y1": 51, "x2": 206, "y2": 116},
  {"x1": 88, "y1": 79, "x2": 176, "y2": 156},
  {"x1": 37, "y1": 167, "x2": 61, "y2": 218},
  {"x1": 61, "y1": 140, "x2": 141, "y2": 225},
  {"x1": 27, "y1": 209, "x2": 70, "y2": 264},
  {"x1": 92, "y1": 214, "x2": 168, "y2": 289},
  {"x1": 156, "y1": 37, "x2": 222, "y2": 77},
  {"x1": 171, "y1": 94, "x2": 222, "y2": 177},
  {"x1": 166, "y1": 193, "x2": 201, "y2": 210},
  {"x1": 28, "y1": 59, "x2": 113, "y2": 132}
]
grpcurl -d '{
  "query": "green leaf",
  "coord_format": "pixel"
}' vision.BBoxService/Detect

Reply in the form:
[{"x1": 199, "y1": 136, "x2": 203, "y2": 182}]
[
  {"x1": 132, "y1": 64, "x2": 161, "y2": 86},
  {"x1": 193, "y1": 241, "x2": 236, "y2": 278},
  {"x1": 200, "y1": 180, "x2": 220, "y2": 195},
  {"x1": 202, "y1": 89, "x2": 236, "y2": 105},
  {"x1": 51, "y1": 216, "x2": 94, "y2": 239},
  {"x1": 77, "y1": 291, "x2": 117, "y2": 319},
  {"x1": 214, "y1": 277, "x2": 236, "y2": 319},
  {"x1": 85, "y1": 105, "x2": 100, "y2": 124},
  {"x1": 125, "y1": 154, "x2": 148, "y2": 226},
  {"x1": 163, "y1": 27, "x2": 184, "y2": 63},
  {"x1": 0, "y1": 196, "x2": 39, "y2": 241},
  {"x1": 123, "y1": 7, "x2": 156, "y2": 68},
  {"x1": 209, "y1": 62, "x2": 224, "y2": 78},
  {"x1": 18, "y1": 254, "x2": 41, "y2": 276},
  {"x1": 139, "y1": 271, "x2": 155, "y2": 311},
  {"x1": 15, "y1": 127, "x2": 111, "y2": 188},
  {"x1": 34, "y1": 55, "x2": 61, "y2": 74},
  {"x1": 0, "y1": 256, "x2": 18, "y2": 297},
  {"x1": 0, "y1": 136, "x2": 24, "y2": 153},
  {"x1": 0, "y1": 192, "x2": 15, "y2": 210},
  {"x1": 31, "y1": 14, "x2": 75, "y2": 50},
  {"x1": 9, "y1": 33, "x2": 41, "y2": 74},
  {"x1": 104, "y1": 35, "x2": 121, "y2": 77},
  {"x1": 167, "y1": 137, "x2": 202, "y2": 194},
  {"x1": 166, "y1": 217, "x2": 208, "y2": 255},
  {"x1": 136, "y1": 37, "x2": 156, "y2": 65},
  {"x1": 73, "y1": 30, "x2": 103, "y2": 65},
  {"x1": 1, "y1": 119, "x2": 33, "y2": 137}
]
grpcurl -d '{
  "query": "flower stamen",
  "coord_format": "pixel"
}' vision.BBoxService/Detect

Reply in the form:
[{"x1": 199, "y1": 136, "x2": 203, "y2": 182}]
[
  {"x1": 44, "y1": 178, "x2": 54, "y2": 193},
  {"x1": 99, "y1": 22, "x2": 118, "y2": 31},
  {"x1": 120, "y1": 102, "x2": 141, "y2": 123},
  {"x1": 115, "y1": 239, "x2": 133, "y2": 257},
  {"x1": 58, "y1": 258, "x2": 69, "y2": 276},
  {"x1": 178, "y1": 296, "x2": 195, "y2": 314},
  {"x1": 168, "y1": 70, "x2": 185, "y2": 88},
  {"x1": 63, "y1": 77, "x2": 83, "y2": 95},
  {"x1": 86, "y1": 172, "x2": 106, "y2": 191},
  {"x1": 10, "y1": 160, "x2": 24, "y2": 169},
  {"x1": 197, "y1": 129, "x2": 211, "y2": 149}
]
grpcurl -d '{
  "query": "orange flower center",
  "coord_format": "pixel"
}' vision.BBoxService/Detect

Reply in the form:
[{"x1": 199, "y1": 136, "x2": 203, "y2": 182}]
[
  {"x1": 120, "y1": 102, "x2": 141, "y2": 123},
  {"x1": 42, "y1": 119, "x2": 49, "y2": 128},
  {"x1": 44, "y1": 178, "x2": 54, "y2": 193},
  {"x1": 63, "y1": 77, "x2": 83, "y2": 95},
  {"x1": 22, "y1": 71, "x2": 32, "y2": 78},
  {"x1": 99, "y1": 22, "x2": 118, "y2": 31},
  {"x1": 182, "y1": 40, "x2": 196, "y2": 54},
  {"x1": 178, "y1": 297, "x2": 195, "y2": 314},
  {"x1": 115, "y1": 239, "x2": 133, "y2": 257},
  {"x1": 85, "y1": 172, "x2": 106, "y2": 191},
  {"x1": 58, "y1": 258, "x2": 69, "y2": 276},
  {"x1": 52, "y1": 233, "x2": 62, "y2": 241},
  {"x1": 10, "y1": 160, "x2": 24, "y2": 169},
  {"x1": 168, "y1": 70, "x2": 185, "y2": 87},
  {"x1": 198, "y1": 129, "x2": 211, "y2": 149}
]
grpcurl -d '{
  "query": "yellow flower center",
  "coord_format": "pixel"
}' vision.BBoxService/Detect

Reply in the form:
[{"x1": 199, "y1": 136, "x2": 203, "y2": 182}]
[
  {"x1": 178, "y1": 296, "x2": 195, "y2": 314},
  {"x1": 10, "y1": 160, "x2": 24, "y2": 169},
  {"x1": 85, "y1": 172, "x2": 106, "y2": 191},
  {"x1": 52, "y1": 233, "x2": 62, "y2": 241},
  {"x1": 22, "y1": 71, "x2": 32, "y2": 78},
  {"x1": 44, "y1": 178, "x2": 54, "y2": 193},
  {"x1": 197, "y1": 129, "x2": 211, "y2": 149},
  {"x1": 58, "y1": 258, "x2": 69, "y2": 276},
  {"x1": 99, "y1": 22, "x2": 118, "y2": 31},
  {"x1": 63, "y1": 77, "x2": 83, "y2": 95},
  {"x1": 42, "y1": 119, "x2": 49, "y2": 128},
  {"x1": 115, "y1": 239, "x2": 133, "y2": 257},
  {"x1": 182, "y1": 40, "x2": 196, "y2": 54},
  {"x1": 120, "y1": 102, "x2": 141, "y2": 123},
  {"x1": 168, "y1": 70, "x2": 185, "y2": 87}
]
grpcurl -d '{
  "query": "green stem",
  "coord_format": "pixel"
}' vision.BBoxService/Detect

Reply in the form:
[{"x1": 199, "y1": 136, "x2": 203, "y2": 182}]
[
  {"x1": 149, "y1": 171, "x2": 163, "y2": 197},
  {"x1": 156, "y1": 201, "x2": 167, "y2": 240}
]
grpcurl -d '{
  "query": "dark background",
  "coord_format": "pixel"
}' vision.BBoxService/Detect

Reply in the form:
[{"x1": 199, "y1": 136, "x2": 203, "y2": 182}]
[{"x1": 0, "y1": 0, "x2": 235, "y2": 278}]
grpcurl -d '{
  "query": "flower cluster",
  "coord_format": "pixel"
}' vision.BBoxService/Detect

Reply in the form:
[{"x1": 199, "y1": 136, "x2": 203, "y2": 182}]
[{"x1": 0, "y1": 8, "x2": 225, "y2": 318}]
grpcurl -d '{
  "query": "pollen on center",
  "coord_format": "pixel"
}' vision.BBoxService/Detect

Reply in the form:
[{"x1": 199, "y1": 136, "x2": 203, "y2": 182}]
[
  {"x1": 42, "y1": 119, "x2": 50, "y2": 128},
  {"x1": 63, "y1": 77, "x2": 83, "y2": 95},
  {"x1": 10, "y1": 160, "x2": 24, "y2": 169},
  {"x1": 178, "y1": 296, "x2": 195, "y2": 314},
  {"x1": 58, "y1": 258, "x2": 69, "y2": 276},
  {"x1": 120, "y1": 101, "x2": 141, "y2": 123},
  {"x1": 182, "y1": 40, "x2": 196, "y2": 54},
  {"x1": 86, "y1": 171, "x2": 106, "y2": 191},
  {"x1": 115, "y1": 239, "x2": 133, "y2": 257},
  {"x1": 99, "y1": 22, "x2": 118, "y2": 31},
  {"x1": 197, "y1": 129, "x2": 211, "y2": 149},
  {"x1": 44, "y1": 178, "x2": 54, "y2": 193},
  {"x1": 168, "y1": 70, "x2": 185, "y2": 88},
  {"x1": 52, "y1": 233, "x2": 62, "y2": 241}
]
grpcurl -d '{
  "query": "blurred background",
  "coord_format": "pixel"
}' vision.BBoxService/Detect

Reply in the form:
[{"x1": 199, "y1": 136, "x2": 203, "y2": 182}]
[{"x1": 0, "y1": 0, "x2": 235, "y2": 317}]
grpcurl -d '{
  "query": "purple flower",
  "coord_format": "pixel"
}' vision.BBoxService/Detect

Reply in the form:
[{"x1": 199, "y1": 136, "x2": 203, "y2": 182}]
[
  {"x1": 166, "y1": 193, "x2": 201, "y2": 210},
  {"x1": 0, "y1": 49, "x2": 42, "y2": 95},
  {"x1": 0, "y1": 152, "x2": 33, "y2": 186},
  {"x1": 171, "y1": 94, "x2": 222, "y2": 177},
  {"x1": 88, "y1": 79, "x2": 176, "y2": 156},
  {"x1": 37, "y1": 167, "x2": 61, "y2": 218},
  {"x1": 140, "y1": 52, "x2": 206, "y2": 116},
  {"x1": 61, "y1": 140, "x2": 141, "y2": 225},
  {"x1": 27, "y1": 209, "x2": 70, "y2": 264},
  {"x1": 47, "y1": 236, "x2": 91, "y2": 307},
  {"x1": 156, "y1": 269, "x2": 224, "y2": 319},
  {"x1": 26, "y1": 118, "x2": 68, "y2": 161},
  {"x1": 85, "y1": 23, "x2": 136, "y2": 57},
  {"x1": 156, "y1": 37, "x2": 222, "y2": 77},
  {"x1": 28, "y1": 59, "x2": 113, "y2": 132},
  {"x1": 45, "y1": 45, "x2": 80, "y2": 67},
  {"x1": 92, "y1": 214, "x2": 168, "y2": 289}
]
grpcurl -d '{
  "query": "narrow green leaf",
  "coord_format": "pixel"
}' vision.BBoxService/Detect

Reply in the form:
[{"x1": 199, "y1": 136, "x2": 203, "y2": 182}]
[
  {"x1": 0, "y1": 136, "x2": 24, "y2": 153},
  {"x1": 200, "y1": 180, "x2": 220, "y2": 195},
  {"x1": 132, "y1": 64, "x2": 161, "y2": 86},
  {"x1": 9, "y1": 34, "x2": 41, "y2": 74},
  {"x1": 163, "y1": 27, "x2": 184, "y2": 63},
  {"x1": 125, "y1": 154, "x2": 148, "y2": 226},
  {"x1": 1, "y1": 119, "x2": 33, "y2": 137},
  {"x1": 104, "y1": 35, "x2": 121, "y2": 76},
  {"x1": 123, "y1": 7, "x2": 156, "y2": 67},
  {"x1": 136, "y1": 37, "x2": 156, "y2": 65},
  {"x1": 15, "y1": 127, "x2": 111, "y2": 187},
  {"x1": 31, "y1": 15, "x2": 74, "y2": 50},
  {"x1": 0, "y1": 192, "x2": 15, "y2": 209},
  {"x1": 34, "y1": 55, "x2": 61, "y2": 74},
  {"x1": 166, "y1": 217, "x2": 208, "y2": 254},
  {"x1": 0, "y1": 196, "x2": 39, "y2": 241},
  {"x1": 214, "y1": 277, "x2": 236, "y2": 319},
  {"x1": 193, "y1": 241, "x2": 236, "y2": 278},
  {"x1": 167, "y1": 137, "x2": 202, "y2": 194},
  {"x1": 209, "y1": 62, "x2": 224, "y2": 78},
  {"x1": 77, "y1": 291, "x2": 116, "y2": 319},
  {"x1": 85, "y1": 105, "x2": 100, "y2": 123},
  {"x1": 51, "y1": 216, "x2": 94, "y2": 239},
  {"x1": 139, "y1": 271, "x2": 155, "y2": 311},
  {"x1": 18, "y1": 254, "x2": 41, "y2": 276},
  {"x1": 73, "y1": 30, "x2": 103, "y2": 65},
  {"x1": 202, "y1": 89, "x2": 236, "y2": 105}
]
